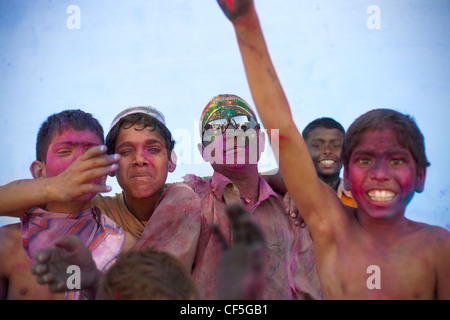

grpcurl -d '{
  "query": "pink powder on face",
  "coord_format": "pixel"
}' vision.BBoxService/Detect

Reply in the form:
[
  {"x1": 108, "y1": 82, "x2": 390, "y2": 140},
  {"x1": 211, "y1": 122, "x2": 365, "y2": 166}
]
[
  {"x1": 347, "y1": 128, "x2": 420, "y2": 220},
  {"x1": 44, "y1": 128, "x2": 103, "y2": 182}
]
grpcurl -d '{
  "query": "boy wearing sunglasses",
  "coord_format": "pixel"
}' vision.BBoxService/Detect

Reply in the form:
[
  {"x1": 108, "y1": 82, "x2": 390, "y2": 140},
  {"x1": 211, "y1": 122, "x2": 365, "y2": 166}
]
[{"x1": 184, "y1": 94, "x2": 321, "y2": 300}]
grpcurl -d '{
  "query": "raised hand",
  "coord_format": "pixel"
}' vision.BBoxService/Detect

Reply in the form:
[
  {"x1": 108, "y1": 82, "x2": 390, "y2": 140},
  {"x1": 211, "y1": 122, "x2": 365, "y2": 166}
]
[
  {"x1": 31, "y1": 236, "x2": 101, "y2": 293},
  {"x1": 46, "y1": 145, "x2": 120, "y2": 203},
  {"x1": 216, "y1": 0, "x2": 254, "y2": 22},
  {"x1": 212, "y1": 203, "x2": 266, "y2": 300}
]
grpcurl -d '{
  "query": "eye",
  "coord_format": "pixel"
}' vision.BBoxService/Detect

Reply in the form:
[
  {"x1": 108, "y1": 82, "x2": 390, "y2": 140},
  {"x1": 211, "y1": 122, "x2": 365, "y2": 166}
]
[
  {"x1": 357, "y1": 158, "x2": 372, "y2": 165},
  {"x1": 118, "y1": 149, "x2": 133, "y2": 156},
  {"x1": 55, "y1": 148, "x2": 72, "y2": 155},
  {"x1": 311, "y1": 143, "x2": 324, "y2": 149},
  {"x1": 390, "y1": 158, "x2": 404, "y2": 165},
  {"x1": 147, "y1": 146, "x2": 161, "y2": 154}
]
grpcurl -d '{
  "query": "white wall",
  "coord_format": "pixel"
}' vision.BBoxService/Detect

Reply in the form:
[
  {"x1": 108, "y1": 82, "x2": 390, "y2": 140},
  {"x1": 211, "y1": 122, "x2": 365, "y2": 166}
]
[{"x1": 1, "y1": 0, "x2": 449, "y2": 230}]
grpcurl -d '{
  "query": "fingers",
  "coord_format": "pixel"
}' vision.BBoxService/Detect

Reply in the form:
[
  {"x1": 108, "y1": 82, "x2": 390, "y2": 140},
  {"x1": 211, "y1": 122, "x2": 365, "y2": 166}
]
[
  {"x1": 30, "y1": 262, "x2": 48, "y2": 276},
  {"x1": 55, "y1": 146, "x2": 120, "y2": 199},
  {"x1": 35, "y1": 272, "x2": 66, "y2": 293},
  {"x1": 283, "y1": 193, "x2": 306, "y2": 227},
  {"x1": 74, "y1": 145, "x2": 120, "y2": 173},
  {"x1": 53, "y1": 236, "x2": 82, "y2": 252},
  {"x1": 79, "y1": 145, "x2": 108, "y2": 161},
  {"x1": 31, "y1": 258, "x2": 66, "y2": 293},
  {"x1": 33, "y1": 247, "x2": 52, "y2": 263}
]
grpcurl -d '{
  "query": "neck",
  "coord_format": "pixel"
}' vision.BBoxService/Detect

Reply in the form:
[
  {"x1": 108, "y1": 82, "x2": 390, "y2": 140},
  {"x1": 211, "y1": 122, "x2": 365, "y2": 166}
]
[
  {"x1": 123, "y1": 191, "x2": 163, "y2": 223},
  {"x1": 45, "y1": 199, "x2": 93, "y2": 214},
  {"x1": 354, "y1": 208, "x2": 410, "y2": 243},
  {"x1": 319, "y1": 174, "x2": 341, "y2": 191},
  {"x1": 214, "y1": 164, "x2": 260, "y2": 199}
]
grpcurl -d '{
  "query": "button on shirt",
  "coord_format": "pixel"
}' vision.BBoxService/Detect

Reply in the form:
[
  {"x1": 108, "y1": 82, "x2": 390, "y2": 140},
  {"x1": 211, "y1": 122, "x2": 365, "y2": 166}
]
[{"x1": 184, "y1": 172, "x2": 318, "y2": 300}]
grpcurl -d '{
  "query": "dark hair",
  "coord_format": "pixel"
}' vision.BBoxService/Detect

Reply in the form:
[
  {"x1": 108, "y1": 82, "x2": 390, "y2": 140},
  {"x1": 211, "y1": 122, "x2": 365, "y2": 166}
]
[
  {"x1": 342, "y1": 108, "x2": 430, "y2": 174},
  {"x1": 106, "y1": 113, "x2": 174, "y2": 159},
  {"x1": 36, "y1": 109, "x2": 104, "y2": 162},
  {"x1": 302, "y1": 117, "x2": 345, "y2": 141},
  {"x1": 96, "y1": 248, "x2": 199, "y2": 300}
]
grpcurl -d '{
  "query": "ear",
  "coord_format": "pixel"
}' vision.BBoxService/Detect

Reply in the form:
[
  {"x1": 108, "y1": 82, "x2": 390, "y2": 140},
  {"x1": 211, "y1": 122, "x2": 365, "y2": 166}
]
[
  {"x1": 30, "y1": 160, "x2": 46, "y2": 179},
  {"x1": 415, "y1": 168, "x2": 426, "y2": 193},
  {"x1": 168, "y1": 150, "x2": 177, "y2": 173}
]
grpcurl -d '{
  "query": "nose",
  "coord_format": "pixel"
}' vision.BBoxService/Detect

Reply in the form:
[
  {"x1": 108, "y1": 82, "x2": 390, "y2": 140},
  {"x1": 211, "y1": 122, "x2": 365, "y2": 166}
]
[
  {"x1": 322, "y1": 143, "x2": 333, "y2": 154},
  {"x1": 133, "y1": 148, "x2": 149, "y2": 167},
  {"x1": 369, "y1": 160, "x2": 390, "y2": 181}
]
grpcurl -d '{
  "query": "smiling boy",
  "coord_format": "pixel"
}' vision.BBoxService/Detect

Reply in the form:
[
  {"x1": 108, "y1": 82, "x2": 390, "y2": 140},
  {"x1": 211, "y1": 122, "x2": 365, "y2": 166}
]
[
  {"x1": 215, "y1": 0, "x2": 450, "y2": 299},
  {"x1": 302, "y1": 117, "x2": 356, "y2": 208}
]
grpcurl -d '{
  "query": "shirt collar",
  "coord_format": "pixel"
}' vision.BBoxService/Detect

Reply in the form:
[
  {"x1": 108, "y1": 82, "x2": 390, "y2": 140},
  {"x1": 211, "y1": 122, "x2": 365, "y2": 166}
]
[
  {"x1": 210, "y1": 171, "x2": 281, "y2": 206},
  {"x1": 337, "y1": 178, "x2": 353, "y2": 198}
]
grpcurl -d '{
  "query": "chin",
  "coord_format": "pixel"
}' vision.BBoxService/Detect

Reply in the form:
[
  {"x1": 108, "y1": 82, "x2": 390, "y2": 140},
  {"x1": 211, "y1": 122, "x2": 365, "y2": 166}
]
[{"x1": 132, "y1": 187, "x2": 163, "y2": 199}]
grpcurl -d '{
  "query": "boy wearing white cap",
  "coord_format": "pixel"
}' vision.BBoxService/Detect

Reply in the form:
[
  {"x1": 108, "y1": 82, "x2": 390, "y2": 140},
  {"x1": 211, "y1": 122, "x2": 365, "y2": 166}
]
[
  {"x1": 93, "y1": 106, "x2": 201, "y2": 269},
  {"x1": 0, "y1": 107, "x2": 202, "y2": 292}
]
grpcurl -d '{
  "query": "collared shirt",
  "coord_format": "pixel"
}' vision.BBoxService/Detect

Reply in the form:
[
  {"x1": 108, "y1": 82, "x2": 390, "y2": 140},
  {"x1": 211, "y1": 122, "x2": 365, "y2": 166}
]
[
  {"x1": 183, "y1": 172, "x2": 320, "y2": 300},
  {"x1": 337, "y1": 179, "x2": 357, "y2": 208}
]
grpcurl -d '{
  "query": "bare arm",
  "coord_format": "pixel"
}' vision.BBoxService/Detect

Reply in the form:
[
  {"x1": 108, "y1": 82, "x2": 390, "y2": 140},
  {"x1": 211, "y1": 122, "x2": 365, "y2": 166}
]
[
  {"x1": 216, "y1": 0, "x2": 344, "y2": 240},
  {"x1": 0, "y1": 145, "x2": 119, "y2": 217}
]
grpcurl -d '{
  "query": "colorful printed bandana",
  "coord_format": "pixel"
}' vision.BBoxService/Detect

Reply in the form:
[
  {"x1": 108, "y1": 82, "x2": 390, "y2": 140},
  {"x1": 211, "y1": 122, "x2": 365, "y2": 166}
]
[
  {"x1": 199, "y1": 94, "x2": 258, "y2": 137},
  {"x1": 21, "y1": 206, "x2": 125, "y2": 299}
]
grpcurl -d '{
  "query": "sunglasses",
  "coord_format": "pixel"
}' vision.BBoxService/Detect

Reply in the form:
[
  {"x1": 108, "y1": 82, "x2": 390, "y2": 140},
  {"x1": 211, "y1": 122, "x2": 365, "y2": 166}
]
[
  {"x1": 205, "y1": 114, "x2": 258, "y2": 132},
  {"x1": 202, "y1": 114, "x2": 260, "y2": 145}
]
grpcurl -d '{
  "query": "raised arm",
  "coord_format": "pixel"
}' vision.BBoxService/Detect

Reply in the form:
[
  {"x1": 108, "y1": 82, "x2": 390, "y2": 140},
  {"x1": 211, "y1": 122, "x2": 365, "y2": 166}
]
[
  {"x1": 0, "y1": 145, "x2": 119, "y2": 217},
  {"x1": 31, "y1": 236, "x2": 101, "y2": 299},
  {"x1": 216, "y1": 0, "x2": 346, "y2": 239}
]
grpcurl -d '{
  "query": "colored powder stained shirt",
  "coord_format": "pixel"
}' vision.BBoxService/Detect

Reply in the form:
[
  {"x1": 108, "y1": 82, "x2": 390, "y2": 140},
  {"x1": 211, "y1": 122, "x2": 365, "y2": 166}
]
[
  {"x1": 132, "y1": 183, "x2": 202, "y2": 271},
  {"x1": 21, "y1": 206, "x2": 125, "y2": 300},
  {"x1": 337, "y1": 178, "x2": 357, "y2": 208},
  {"x1": 93, "y1": 183, "x2": 202, "y2": 271},
  {"x1": 183, "y1": 172, "x2": 319, "y2": 300},
  {"x1": 290, "y1": 224, "x2": 322, "y2": 300},
  {"x1": 93, "y1": 192, "x2": 145, "y2": 239}
]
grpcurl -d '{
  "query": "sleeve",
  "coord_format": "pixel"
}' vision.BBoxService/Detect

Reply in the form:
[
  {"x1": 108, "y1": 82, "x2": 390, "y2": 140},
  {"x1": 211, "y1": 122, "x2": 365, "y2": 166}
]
[{"x1": 132, "y1": 183, "x2": 202, "y2": 272}]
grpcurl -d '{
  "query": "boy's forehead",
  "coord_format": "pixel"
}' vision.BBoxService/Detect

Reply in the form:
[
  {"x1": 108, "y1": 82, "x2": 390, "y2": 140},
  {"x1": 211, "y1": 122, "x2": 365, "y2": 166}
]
[
  {"x1": 116, "y1": 123, "x2": 165, "y2": 144},
  {"x1": 308, "y1": 127, "x2": 344, "y2": 140},
  {"x1": 50, "y1": 127, "x2": 102, "y2": 144},
  {"x1": 352, "y1": 128, "x2": 406, "y2": 153}
]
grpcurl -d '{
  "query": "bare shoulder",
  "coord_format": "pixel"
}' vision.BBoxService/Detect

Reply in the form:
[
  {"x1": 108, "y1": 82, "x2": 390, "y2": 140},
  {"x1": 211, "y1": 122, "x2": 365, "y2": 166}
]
[
  {"x1": 412, "y1": 221, "x2": 450, "y2": 240},
  {"x1": 408, "y1": 220, "x2": 450, "y2": 253},
  {"x1": 0, "y1": 223, "x2": 21, "y2": 246}
]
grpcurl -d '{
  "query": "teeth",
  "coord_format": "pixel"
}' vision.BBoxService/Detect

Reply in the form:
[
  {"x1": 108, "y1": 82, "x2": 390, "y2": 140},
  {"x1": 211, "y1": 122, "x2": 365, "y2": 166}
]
[
  {"x1": 367, "y1": 190, "x2": 396, "y2": 201},
  {"x1": 320, "y1": 160, "x2": 336, "y2": 165}
]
